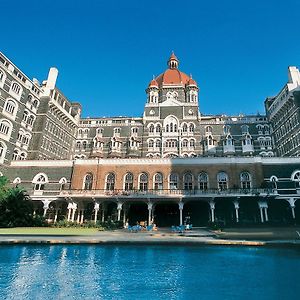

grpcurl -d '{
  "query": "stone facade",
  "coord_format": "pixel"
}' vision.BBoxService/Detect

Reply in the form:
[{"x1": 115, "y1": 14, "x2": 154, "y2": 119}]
[{"x1": 1, "y1": 51, "x2": 300, "y2": 226}]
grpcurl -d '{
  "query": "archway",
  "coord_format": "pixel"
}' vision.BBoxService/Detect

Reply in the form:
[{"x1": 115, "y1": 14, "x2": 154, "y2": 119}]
[
  {"x1": 154, "y1": 202, "x2": 179, "y2": 227},
  {"x1": 183, "y1": 201, "x2": 210, "y2": 226},
  {"x1": 215, "y1": 198, "x2": 236, "y2": 226},
  {"x1": 104, "y1": 201, "x2": 117, "y2": 222},
  {"x1": 239, "y1": 197, "x2": 260, "y2": 224},
  {"x1": 267, "y1": 199, "x2": 293, "y2": 225},
  {"x1": 126, "y1": 202, "x2": 148, "y2": 226}
]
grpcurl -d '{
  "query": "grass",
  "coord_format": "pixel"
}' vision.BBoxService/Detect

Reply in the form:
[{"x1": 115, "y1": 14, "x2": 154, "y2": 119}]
[{"x1": 0, "y1": 227, "x2": 99, "y2": 236}]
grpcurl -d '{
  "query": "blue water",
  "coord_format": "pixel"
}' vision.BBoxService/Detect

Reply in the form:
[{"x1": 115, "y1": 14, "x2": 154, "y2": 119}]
[{"x1": 0, "y1": 245, "x2": 300, "y2": 300}]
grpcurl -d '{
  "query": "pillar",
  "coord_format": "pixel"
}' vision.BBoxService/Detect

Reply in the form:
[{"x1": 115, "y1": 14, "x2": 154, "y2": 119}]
[
  {"x1": 259, "y1": 205, "x2": 264, "y2": 223},
  {"x1": 147, "y1": 202, "x2": 153, "y2": 225},
  {"x1": 287, "y1": 198, "x2": 296, "y2": 219},
  {"x1": 67, "y1": 204, "x2": 72, "y2": 221},
  {"x1": 117, "y1": 202, "x2": 123, "y2": 222},
  {"x1": 178, "y1": 202, "x2": 184, "y2": 226},
  {"x1": 264, "y1": 207, "x2": 269, "y2": 222},
  {"x1": 71, "y1": 203, "x2": 77, "y2": 222},
  {"x1": 80, "y1": 210, "x2": 84, "y2": 224},
  {"x1": 233, "y1": 200, "x2": 239, "y2": 223},
  {"x1": 94, "y1": 202, "x2": 100, "y2": 223},
  {"x1": 77, "y1": 210, "x2": 81, "y2": 223},
  {"x1": 101, "y1": 203, "x2": 106, "y2": 222},
  {"x1": 54, "y1": 208, "x2": 59, "y2": 223},
  {"x1": 209, "y1": 201, "x2": 215, "y2": 223},
  {"x1": 42, "y1": 200, "x2": 50, "y2": 218}
]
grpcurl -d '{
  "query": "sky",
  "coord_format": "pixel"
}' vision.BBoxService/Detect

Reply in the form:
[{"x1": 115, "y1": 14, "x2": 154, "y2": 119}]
[{"x1": 1, "y1": 0, "x2": 300, "y2": 118}]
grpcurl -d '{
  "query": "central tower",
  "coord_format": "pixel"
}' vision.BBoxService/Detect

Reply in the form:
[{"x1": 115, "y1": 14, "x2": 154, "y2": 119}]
[{"x1": 143, "y1": 53, "x2": 200, "y2": 158}]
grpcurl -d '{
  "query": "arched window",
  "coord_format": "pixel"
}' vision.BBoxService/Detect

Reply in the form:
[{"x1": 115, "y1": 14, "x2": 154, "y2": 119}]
[
  {"x1": 0, "y1": 70, "x2": 4, "y2": 83},
  {"x1": 241, "y1": 125, "x2": 249, "y2": 134},
  {"x1": 205, "y1": 126, "x2": 212, "y2": 134},
  {"x1": 19, "y1": 152, "x2": 26, "y2": 160},
  {"x1": 32, "y1": 99, "x2": 39, "y2": 108},
  {"x1": 27, "y1": 115, "x2": 35, "y2": 126},
  {"x1": 0, "y1": 119, "x2": 11, "y2": 135},
  {"x1": 156, "y1": 124, "x2": 161, "y2": 133},
  {"x1": 12, "y1": 149, "x2": 19, "y2": 160},
  {"x1": 190, "y1": 139, "x2": 195, "y2": 149},
  {"x1": 148, "y1": 139, "x2": 154, "y2": 148},
  {"x1": 149, "y1": 124, "x2": 155, "y2": 133},
  {"x1": 198, "y1": 172, "x2": 208, "y2": 190},
  {"x1": 291, "y1": 170, "x2": 300, "y2": 187},
  {"x1": 11, "y1": 82, "x2": 21, "y2": 95},
  {"x1": 33, "y1": 174, "x2": 48, "y2": 191},
  {"x1": 124, "y1": 173, "x2": 133, "y2": 191},
  {"x1": 217, "y1": 172, "x2": 228, "y2": 190},
  {"x1": 59, "y1": 177, "x2": 67, "y2": 190},
  {"x1": 106, "y1": 173, "x2": 115, "y2": 191},
  {"x1": 4, "y1": 99, "x2": 17, "y2": 115},
  {"x1": 182, "y1": 123, "x2": 188, "y2": 132},
  {"x1": 169, "y1": 173, "x2": 178, "y2": 190},
  {"x1": 139, "y1": 173, "x2": 148, "y2": 191},
  {"x1": 182, "y1": 139, "x2": 188, "y2": 148},
  {"x1": 155, "y1": 139, "x2": 161, "y2": 148},
  {"x1": 83, "y1": 173, "x2": 93, "y2": 190},
  {"x1": 76, "y1": 141, "x2": 81, "y2": 149},
  {"x1": 154, "y1": 173, "x2": 163, "y2": 190},
  {"x1": 82, "y1": 141, "x2": 87, "y2": 149},
  {"x1": 240, "y1": 172, "x2": 251, "y2": 189},
  {"x1": 0, "y1": 142, "x2": 6, "y2": 163},
  {"x1": 183, "y1": 173, "x2": 193, "y2": 190},
  {"x1": 189, "y1": 123, "x2": 194, "y2": 133}
]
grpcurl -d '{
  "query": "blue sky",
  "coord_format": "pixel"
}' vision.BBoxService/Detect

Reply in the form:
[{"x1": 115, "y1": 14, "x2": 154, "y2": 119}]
[{"x1": 2, "y1": 0, "x2": 300, "y2": 118}]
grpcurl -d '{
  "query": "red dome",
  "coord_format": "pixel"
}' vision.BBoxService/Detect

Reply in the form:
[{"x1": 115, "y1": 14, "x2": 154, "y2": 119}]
[
  {"x1": 155, "y1": 69, "x2": 190, "y2": 85},
  {"x1": 148, "y1": 78, "x2": 159, "y2": 88},
  {"x1": 187, "y1": 77, "x2": 197, "y2": 86}
]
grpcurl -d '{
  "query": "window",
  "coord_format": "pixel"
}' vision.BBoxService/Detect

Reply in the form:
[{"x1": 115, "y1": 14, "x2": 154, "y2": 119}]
[
  {"x1": 198, "y1": 173, "x2": 208, "y2": 190},
  {"x1": 27, "y1": 115, "x2": 35, "y2": 126},
  {"x1": 183, "y1": 173, "x2": 193, "y2": 190},
  {"x1": 33, "y1": 174, "x2": 47, "y2": 191},
  {"x1": 59, "y1": 177, "x2": 67, "y2": 190},
  {"x1": 156, "y1": 124, "x2": 161, "y2": 133},
  {"x1": 0, "y1": 142, "x2": 6, "y2": 162},
  {"x1": 124, "y1": 173, "x2": 133, "y2": 191},
  {"x1": 169, "y1": 173, "x2": 178, "y2": 190},
  {"x1": 241, "y1": 125, "x2": 249, "y2": 134},
  {"x1": 189, "y1": 123, "x2": 194, "y2": 132},
  {"x1": 106, "y1": 173, "x2": 115, "y2": 191},
  {"x1": 96, "y1": 128, "x2": 104, "y2": 135},
  {"x1": 32, "y1": 99, "x2": 39, "y2": 108},
  {"x1": 19, "y1": 152, "x2": 26, "y2": 160},
  {"x1": 217, "y1": 172, "x2": 228, "y2": 190},
  {"x1": 131, "y1": 127, "x2": 138, "y2": 134},
  {"x1": 12, "y1": 149, "x2": 19, "y2": 160},
  {"x1": 205, "y1": 126, "x2": 212, "y2": 134},
  {"x1": 139, "y1": 173, "x2": 148, "y2": 191},
  {"x1": 4, "y1": 100, "x2": 17, "y2": 115},
  {"x1": 76, "y1": 141, "x2": 81, "y2": 149},
  {"x1": 149, "y1": 124, "x2": 154, "y2": 133},
  {"x1": 0, "y1": 120, "x2": 11, "y2": 135},
  {"x1": 148, "y1": 139, "x2": 154, "y2": 148},
  {"x1": 83, "y1": 173, "x2": 93, "y2": 190},
  {"x1": 190, "y1": 139, "x2": 195, "y2": 149},
  {"x1": 223, "y1": 125, "x2": 230, "y2": 135},
  {"x1": 11, "y1": 82, "x2": 21, "y2": 95},
  {"x1": 182, "y1": 139, "x2": 188, "y2": 148},
  {"x1": 155, "y1": 139, "x2": 161, "y2": 148},
  {"x1": 0, "y1": 70, "x2": 4, "y2": 82},
  {"x1": 182, "y1": 123, "x2": 188, "y2": 132},
  {"x1": 22, "y1": 111, "x2": 29, "y2": 122},
  {"x1": 240, "y1": 172, "x2": 251, "y2": 189},
  {"x1": 291, "y1": 170, "x2": 300, "y2": 186},
  {"x1": 154, "y1": 173, "x2": 163, "y2": 190}
]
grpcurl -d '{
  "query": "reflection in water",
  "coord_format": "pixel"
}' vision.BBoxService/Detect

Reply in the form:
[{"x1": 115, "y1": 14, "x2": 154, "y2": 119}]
[{"x1": 0, "y1": 245, "x2": 300, "y2": 300}]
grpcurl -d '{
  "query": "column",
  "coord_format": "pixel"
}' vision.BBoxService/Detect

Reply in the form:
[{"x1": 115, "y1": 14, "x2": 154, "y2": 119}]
[
  {"x1": 67, "y1": 203, "x2": 72, "y2": 221},
  {"x1": 80, "y1": 210, "x2": 84, "y2": 224},
  {"x1": 258, "y1": 203, "x2": 264, "y2": 223},
  {"x1": 178, "y1": 202, "x2": 184, "y2": 226},
  {"x1": 94, "y1": 202, "x2": 100, "y2": 223},
  {"x1": 71, "y1": 203, "x2": 77, "y2": 222},
  {"x1": 288, "y1": 198, "x2": 296, "y2": 219},
  {"x1": 264, "y1": 207, "x2": 269, "y2": 222},
  {"x1": 233, "y1": 200, "x2": 239, "y2": 223},
  {"x1": 209, "y1": 201, "x2": 215, "y2": 223},
  {"x1": 54, "y1": 208, "x2": 59, "y2": 223},
  {"x1": 42, "y1": 200, "x2": 50, "y2": 218},
  {"x1": 76, "y1": 210, "x2": 81, "y2": 223},
  {"x1": 123, "y1": 205, "x2": 127, "y2": 226},
  {"x1": 117, "y1": 202, "x2": 123, "y2": 222},
  {"x1": 147, "y1": 202, "x2": 153, "y2": 225},
  {"x1": 101, "y1": 203, "x2": 106, "y2": 222}
]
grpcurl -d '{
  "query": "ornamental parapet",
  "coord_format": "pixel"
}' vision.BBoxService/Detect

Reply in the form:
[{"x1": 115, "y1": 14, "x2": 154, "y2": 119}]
[{"x1": 57, "y1": 188, "x2": 274, "y2": 199}]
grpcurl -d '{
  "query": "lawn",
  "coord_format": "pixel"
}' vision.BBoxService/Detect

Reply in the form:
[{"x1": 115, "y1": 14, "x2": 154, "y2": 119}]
[{"x1": 0, "y1": 227, "x2": 99, "y2": 235}]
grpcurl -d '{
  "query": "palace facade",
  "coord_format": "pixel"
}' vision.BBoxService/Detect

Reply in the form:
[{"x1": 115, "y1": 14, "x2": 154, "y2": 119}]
[{"x1": 1, "y1": 51, "x2": 300, "y2": 226}]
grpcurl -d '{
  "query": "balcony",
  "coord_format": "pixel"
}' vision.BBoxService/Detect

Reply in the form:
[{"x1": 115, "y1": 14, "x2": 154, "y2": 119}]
[{"x1": 58, "y1": 188, "x2": 274, "y2": 199}]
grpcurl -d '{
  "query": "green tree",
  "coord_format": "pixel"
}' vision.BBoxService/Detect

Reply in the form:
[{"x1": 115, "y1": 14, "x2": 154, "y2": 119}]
[{"x1": 0, "y1": 176, "x2": 35, "y2": 227}]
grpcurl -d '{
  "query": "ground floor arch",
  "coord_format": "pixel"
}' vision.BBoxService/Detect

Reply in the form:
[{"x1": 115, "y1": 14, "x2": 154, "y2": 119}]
[
  {"x1": 267, "y1": 199, "x2": 293, "y2": 224},
  {"x1": 154, "y1": 202, "x2": 179, "y2": 227},
  {"x1": 239, "y1": 198, "x2": 260, "y2": 224},
  {"x1": 126, "y1": 201, "x2": 148, "y2": 226},
  {"x1": 183, "y1": 201, "x2": 210, "y2": 227},
  {"x1": 214, "y1": 198, "x2": 236, "y2": 226}
]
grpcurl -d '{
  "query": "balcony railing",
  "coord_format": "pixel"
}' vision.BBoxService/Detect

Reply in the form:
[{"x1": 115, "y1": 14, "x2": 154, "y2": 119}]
[{"x1": 58, "y1": 188, "x2": 274, "y2": 198}]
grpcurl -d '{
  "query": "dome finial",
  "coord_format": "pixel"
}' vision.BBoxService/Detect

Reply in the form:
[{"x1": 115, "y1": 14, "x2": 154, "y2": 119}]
[{"x1": 168, "y1": 51, "x2": 179, "y2": 69}]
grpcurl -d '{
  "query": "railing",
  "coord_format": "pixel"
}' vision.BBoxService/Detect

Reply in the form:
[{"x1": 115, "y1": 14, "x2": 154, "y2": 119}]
[{"x1": 58, "y1": 188, "x2": 274, "y2": 198}]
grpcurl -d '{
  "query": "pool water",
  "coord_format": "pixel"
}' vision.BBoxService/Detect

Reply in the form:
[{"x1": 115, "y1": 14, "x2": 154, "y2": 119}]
[{"x1": 0, "y1": 245, "x2": 300, "y2": 299}]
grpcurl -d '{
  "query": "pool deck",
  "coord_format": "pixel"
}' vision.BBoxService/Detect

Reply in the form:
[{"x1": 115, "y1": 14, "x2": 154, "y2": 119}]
[{"x1": 1, "y1": 227, "x2": 300, "y2": 247}]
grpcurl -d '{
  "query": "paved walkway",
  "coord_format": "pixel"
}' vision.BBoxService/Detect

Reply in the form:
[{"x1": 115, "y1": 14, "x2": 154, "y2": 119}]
[{"x1": 1, "y1": 228, "x2": 300, "y2": 247}]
